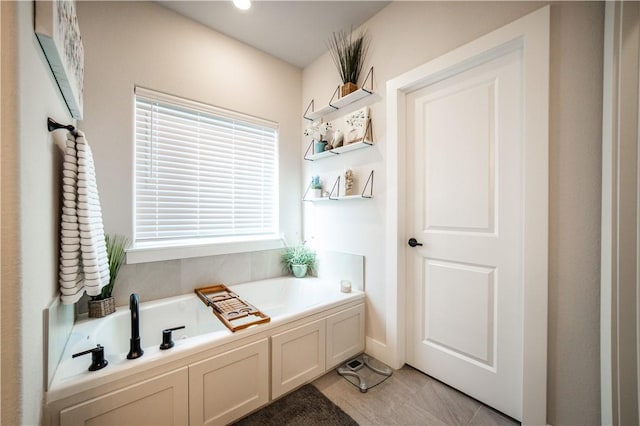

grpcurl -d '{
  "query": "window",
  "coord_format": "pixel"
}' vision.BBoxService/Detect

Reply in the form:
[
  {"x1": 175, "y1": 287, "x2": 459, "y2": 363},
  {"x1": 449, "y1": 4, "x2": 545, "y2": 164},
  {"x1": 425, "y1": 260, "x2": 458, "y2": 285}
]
[{"x1": 134, "y1": 87, "x2": 278, "y2": 248}]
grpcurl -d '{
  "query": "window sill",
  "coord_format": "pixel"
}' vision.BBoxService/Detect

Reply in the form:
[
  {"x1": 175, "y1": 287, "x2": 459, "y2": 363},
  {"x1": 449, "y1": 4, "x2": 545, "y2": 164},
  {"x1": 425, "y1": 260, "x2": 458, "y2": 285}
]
[{"x1": 126, "y1": 235, "x2": 285, "y2": 264}]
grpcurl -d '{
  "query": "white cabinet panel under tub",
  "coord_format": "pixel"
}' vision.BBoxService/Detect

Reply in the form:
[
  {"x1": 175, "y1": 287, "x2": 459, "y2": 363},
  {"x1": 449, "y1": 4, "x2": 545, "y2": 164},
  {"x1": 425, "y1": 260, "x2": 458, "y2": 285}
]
[
  {"x1": 59, "y1": 367, "x2": 189, "y2": 426},
  {"x1": 271, "y1": 319, "x2": 326, "y2": 399},
  {"x1": 326, "y1": 304, "x2": 365, "y2": 369},
  {"x1": 271, "y1": 303, "x2": 364, "y2": 399},
  {"x1": 189, "y1": 338, "x2": 269, "y2": 426}
]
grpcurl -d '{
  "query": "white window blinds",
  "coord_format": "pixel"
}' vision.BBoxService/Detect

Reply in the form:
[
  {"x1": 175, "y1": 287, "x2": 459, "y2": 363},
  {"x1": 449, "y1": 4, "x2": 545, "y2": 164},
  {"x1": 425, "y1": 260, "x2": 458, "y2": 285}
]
[{"x1": 134, "y1": 88, "x2": 278, "y2": 244}]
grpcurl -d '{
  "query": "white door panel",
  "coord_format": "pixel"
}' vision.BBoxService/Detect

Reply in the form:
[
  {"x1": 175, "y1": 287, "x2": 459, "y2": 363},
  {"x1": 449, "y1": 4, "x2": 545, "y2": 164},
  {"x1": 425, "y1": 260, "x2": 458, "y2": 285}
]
[
  {"x1": 424, "y1": 259, "x2": 496, "y2": 367},
  {"x1": 407, "y1": 47, "x2": 523, "y2": 419},
  {"x1": 424, "y1": 80, "x2": 495, "y2": 233}
]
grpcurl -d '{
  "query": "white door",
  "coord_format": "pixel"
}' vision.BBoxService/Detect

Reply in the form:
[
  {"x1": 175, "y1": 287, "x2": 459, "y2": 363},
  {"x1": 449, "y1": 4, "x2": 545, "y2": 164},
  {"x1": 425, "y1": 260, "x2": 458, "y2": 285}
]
[{"x1": 406, "y1": 46, "x2": 525, "y2": 419}]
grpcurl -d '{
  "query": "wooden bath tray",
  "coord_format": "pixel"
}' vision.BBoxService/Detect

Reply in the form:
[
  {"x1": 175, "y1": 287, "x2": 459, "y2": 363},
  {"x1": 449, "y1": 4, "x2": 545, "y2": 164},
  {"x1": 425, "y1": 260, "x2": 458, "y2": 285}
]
[{"x1": 194, "y1": 284, "x2": 270, "y2": 332}]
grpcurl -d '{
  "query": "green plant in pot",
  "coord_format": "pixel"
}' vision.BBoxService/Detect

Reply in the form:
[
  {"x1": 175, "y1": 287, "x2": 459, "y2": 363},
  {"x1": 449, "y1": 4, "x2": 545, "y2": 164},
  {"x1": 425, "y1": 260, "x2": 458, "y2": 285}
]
[
  {"x1": 281, "y1": 244, "x2": 317, "y2": 278},
  {"x1": 311, "y1": 175, "x2": 322, "y2": 198},
  {"x1": 88, "y1": 234, "x2": 129, "y2": 318},
  {"x1": 328, "y1": 28, "x2": 370, "y2": 97}
]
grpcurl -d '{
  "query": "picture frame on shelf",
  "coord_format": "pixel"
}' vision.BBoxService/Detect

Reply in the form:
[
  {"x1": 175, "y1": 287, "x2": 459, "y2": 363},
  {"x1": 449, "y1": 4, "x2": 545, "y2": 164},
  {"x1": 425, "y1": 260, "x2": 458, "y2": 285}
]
[
  {"x1": 342, "y1": 107, "x2": 369, "y2": 146},
  {"x1": 35, "y1": 0, "x2": 84, "y2": 119}
]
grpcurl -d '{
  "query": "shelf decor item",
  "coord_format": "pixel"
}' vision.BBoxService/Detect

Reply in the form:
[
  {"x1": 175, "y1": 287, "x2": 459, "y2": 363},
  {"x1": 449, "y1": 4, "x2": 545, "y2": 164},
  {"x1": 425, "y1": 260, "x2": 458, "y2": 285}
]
[
  {"x1": 88, "y1": 234, "x2": 129, "y2": 318},
  {"x1": 344, "y1": 107, "x2": 369, "y2": 146},
  {"x1": 305, "y1": 121, "x2": 332, "y2": 150},
  {"x1": 332, "y1": 129, "x2": 344, "y2": 148},
  {"x1": 305, "y1": 121, "x2": 332, "y2": 154},
  {"x1": 328, "y1": 29, "x2": 370, "y2": 97},
  {"x1": 311, "y1": 176, "x2": 322, "y2": 198},
  {"x1": 344, "y1": 169, "x2": 354, "y2": 196},
  {"x1": 281, "y1": 244, "x2": 317, "y2": 278},
  {"x1": 302, "y1": 66, "x2": 373, "y2": 123},
  {"x1": 314, "y1": 141, "x2": 328, "y2": 153},
  {"x1": 35, "y1": 0, "x2": 84, "y2": 119}
]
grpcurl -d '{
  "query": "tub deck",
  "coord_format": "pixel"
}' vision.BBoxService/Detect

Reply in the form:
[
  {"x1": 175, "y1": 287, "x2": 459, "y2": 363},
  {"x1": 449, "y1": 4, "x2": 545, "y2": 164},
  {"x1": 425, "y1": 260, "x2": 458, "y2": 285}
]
[{"x1": 48, "y1": 277, "x2": 364, "y2": 403}]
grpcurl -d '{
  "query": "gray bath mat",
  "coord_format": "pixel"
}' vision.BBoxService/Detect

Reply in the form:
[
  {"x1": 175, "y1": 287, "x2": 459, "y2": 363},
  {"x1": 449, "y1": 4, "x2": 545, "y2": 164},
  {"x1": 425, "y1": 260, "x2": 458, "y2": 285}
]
[{"x1": 232, "y1": 384, "x2": 358, "y2": 426}]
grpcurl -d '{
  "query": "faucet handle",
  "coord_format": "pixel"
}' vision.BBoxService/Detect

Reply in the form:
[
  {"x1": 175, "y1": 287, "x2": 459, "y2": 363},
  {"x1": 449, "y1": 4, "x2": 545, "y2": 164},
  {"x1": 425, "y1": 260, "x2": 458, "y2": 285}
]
[
  {"x1": 160, "y1": 326, "x2": 185, "y2": 350},
  {"x1": 72, "y1": 344, "x2": 108, "y2": 371}
]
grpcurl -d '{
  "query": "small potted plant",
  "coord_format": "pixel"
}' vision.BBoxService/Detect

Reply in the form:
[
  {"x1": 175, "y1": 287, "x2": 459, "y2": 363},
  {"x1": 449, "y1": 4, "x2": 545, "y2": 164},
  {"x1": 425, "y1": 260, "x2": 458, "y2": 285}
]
[
  {"x1": 281, "y1": 244, "x2": 317, "y2": 278},
  {"x1": 311, "y1": 176, "x2": 322, "y2": 198},
  {"x1": 327, "y1": 29, "x2": 370, "y2": 97},
  {"x1": 88, "y1": 234, "x2": 129, "y2": 318}
]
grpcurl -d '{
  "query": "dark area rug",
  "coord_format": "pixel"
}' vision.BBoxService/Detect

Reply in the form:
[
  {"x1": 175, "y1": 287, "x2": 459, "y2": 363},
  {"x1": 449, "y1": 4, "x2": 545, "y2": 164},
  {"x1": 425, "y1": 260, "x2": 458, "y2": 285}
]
[{"x1": 232, "y1": 384, "x2": 358, "y2": 426}]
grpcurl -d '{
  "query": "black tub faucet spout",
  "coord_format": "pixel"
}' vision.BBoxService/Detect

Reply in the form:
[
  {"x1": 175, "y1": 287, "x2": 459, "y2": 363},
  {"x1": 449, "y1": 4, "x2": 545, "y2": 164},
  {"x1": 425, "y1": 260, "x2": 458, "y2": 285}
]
[{"x1": 127, "y1": 293, "x2": 143, "y2": 359}]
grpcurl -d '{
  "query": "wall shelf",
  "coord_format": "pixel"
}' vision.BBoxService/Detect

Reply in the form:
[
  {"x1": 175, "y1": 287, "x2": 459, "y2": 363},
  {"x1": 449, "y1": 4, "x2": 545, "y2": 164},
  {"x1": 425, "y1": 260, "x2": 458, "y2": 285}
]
[
  {"x1": 307, "y1": 194, "x2": 374, "y2": 202},
  {"x1": 304, "y1": 139, "x2": 372, "y2": 161},
  {"x1": 303, "y1": 67, "x2": 374, "y2": 122},
  {"x1": 304, "y1": 119, "x2": 374, "y2": 161},
  {"x1": 303, "y1": 170, "x2": 374, "y2": 202}
]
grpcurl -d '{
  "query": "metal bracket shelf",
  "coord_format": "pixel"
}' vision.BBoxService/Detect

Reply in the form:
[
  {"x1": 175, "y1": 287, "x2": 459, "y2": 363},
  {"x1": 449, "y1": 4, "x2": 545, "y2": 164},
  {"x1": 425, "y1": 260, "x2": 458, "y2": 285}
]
[
  {"x1": 304, "y1": 119, "x2": 374, "y2": 161},
  {"x1": 303, "y1": 67, "x2": 374, "y2": 122},
  {"x1": 303, "y1": 170, "x2": 374, "y2": 202}
]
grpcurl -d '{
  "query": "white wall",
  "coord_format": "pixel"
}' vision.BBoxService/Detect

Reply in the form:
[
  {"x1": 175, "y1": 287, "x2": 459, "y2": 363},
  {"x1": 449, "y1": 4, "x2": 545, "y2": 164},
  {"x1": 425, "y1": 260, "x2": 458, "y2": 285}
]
[
  {"x1": 76, "y1": 1, "x2": 302, "y2": 302},
  {"x1": 547, "y1": 4, "x2": 603, "y2": 424},
  {"x1": 77, "y1": 1, "x2": 301, "y2": 242},
  {"x1": 0, "y1": 2, "x2": 301, "y2": 424},
  {"x1": 1, "y1": 2, "x2": 75, "y2": 424},
  {"x1": 302, "y1": 2, "x2": 603, "y2": 424}
]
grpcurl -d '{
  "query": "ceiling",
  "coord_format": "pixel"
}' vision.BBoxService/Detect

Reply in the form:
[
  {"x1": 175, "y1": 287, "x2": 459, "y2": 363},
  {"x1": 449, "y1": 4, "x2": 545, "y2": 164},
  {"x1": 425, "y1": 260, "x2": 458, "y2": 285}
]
[{"x1": 157, "y1": 1, "x2": 390, "y2": 68}]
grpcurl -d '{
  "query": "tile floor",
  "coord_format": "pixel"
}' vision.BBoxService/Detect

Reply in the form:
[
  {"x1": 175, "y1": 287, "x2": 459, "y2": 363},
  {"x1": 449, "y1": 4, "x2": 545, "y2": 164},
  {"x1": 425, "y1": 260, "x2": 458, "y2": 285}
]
[{"x1": 313, "y1": 365, "x2": 519, "y2": 426}]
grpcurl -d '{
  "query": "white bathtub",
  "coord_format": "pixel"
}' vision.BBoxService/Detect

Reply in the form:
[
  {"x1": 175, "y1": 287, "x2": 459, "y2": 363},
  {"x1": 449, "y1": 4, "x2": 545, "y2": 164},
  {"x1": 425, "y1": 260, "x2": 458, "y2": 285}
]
[{"x1": 48, "y1": 276, "x2": 364, "y2": 403}]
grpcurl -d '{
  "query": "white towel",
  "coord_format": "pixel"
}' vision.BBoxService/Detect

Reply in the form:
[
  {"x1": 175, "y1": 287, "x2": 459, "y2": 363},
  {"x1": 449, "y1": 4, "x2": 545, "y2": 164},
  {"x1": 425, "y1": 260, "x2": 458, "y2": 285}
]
[{"x1": 59, "y1": 130, "x2": 110, "y2": 304}]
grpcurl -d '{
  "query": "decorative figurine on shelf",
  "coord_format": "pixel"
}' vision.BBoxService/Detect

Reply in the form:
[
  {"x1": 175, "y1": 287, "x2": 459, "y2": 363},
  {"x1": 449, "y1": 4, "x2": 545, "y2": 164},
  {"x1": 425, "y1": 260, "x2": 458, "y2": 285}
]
[
  {"x1": 311, "y1": 176, "x2": 322, "y2": 198},
  {"x1": 344, "y1": 169, "x2": 354, "y2": 196},
  {"x1": 304, "y1": 121, "x2": 333, "y2": 154},
  {"x1": 332, "y1": 129, "x2": 344, "y2": 148}
]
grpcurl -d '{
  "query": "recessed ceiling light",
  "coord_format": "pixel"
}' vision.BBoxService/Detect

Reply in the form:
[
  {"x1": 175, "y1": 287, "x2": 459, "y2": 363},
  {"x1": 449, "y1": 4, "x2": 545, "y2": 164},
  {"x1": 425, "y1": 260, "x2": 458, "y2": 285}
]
[{"x1": 233, "y1": 0, "x2": 251, "y2": 11}]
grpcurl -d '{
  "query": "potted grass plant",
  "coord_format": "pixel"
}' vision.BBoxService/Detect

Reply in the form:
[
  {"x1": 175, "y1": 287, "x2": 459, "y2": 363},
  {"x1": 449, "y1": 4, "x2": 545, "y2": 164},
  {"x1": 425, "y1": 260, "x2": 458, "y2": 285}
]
[
  {"x1": 281, "y1": 244, "x2": 317, "y2": 278},
  {"x1": 88, "y1": 234, "x2": 129, "y2": 318},
  {"x1": 327, "y1": 28, "x2": 370, "y2": 97}
]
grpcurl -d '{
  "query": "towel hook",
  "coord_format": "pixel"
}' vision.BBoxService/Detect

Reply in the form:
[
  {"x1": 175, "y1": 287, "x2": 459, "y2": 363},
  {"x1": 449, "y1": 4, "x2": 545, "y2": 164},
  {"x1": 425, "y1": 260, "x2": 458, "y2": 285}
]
[{"x1": 47, "y1": 117, "x2": 78, "y2": 137}]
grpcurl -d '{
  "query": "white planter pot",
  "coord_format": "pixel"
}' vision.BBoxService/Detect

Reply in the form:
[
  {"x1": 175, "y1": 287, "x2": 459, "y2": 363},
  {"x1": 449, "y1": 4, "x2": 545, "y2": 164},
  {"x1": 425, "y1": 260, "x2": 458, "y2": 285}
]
[{"x1": 291, "y1": 264, "x2": 308, "y2": 278}]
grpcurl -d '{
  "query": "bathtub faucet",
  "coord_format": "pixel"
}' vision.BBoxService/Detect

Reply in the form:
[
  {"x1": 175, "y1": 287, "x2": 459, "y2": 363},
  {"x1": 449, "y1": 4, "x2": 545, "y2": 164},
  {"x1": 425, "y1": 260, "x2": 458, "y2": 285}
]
[{"x1": 126, "y1": 293, "x2": 144, "y2": 359}]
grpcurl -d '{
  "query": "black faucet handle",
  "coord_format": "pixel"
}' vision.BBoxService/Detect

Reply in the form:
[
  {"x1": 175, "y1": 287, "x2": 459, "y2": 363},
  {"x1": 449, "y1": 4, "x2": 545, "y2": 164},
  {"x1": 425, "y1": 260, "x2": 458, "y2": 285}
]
[
  {"x1": 72, "y1": 344, "x2": 108, "y2": 371},
  {"x1": 160, "y1": 326, "x2": 186, "y2": 350}
]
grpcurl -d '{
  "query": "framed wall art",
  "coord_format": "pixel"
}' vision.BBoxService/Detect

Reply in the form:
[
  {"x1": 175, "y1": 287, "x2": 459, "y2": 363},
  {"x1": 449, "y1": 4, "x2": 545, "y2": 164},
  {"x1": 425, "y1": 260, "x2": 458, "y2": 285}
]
[{"x1": 35, "y1": 0, "x2": 84, "y2": 119}]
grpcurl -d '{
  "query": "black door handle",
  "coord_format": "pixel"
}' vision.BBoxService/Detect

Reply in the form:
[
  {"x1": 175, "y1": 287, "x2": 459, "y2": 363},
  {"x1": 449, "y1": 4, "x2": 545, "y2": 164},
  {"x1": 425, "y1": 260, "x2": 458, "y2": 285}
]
[{"x1": 408, "y1": 238, "x2": 423, "y2": 247}]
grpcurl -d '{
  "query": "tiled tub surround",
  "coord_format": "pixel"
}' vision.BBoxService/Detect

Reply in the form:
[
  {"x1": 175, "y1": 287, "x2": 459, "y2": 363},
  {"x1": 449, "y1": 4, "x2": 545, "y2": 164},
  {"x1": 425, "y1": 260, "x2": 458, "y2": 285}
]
[
  {"x1": 46, "y1": 277, "x2": 365, "y2": 425},
  {"x1": 75, "y1": 249, "x2": 364, "y2": 313},
  {"x1": 83, "y1": 248, "x2": 287, "y2": 312}
]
